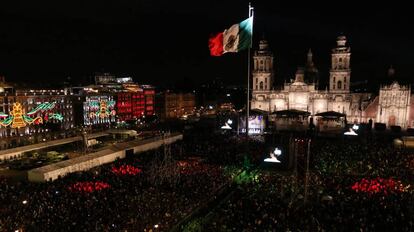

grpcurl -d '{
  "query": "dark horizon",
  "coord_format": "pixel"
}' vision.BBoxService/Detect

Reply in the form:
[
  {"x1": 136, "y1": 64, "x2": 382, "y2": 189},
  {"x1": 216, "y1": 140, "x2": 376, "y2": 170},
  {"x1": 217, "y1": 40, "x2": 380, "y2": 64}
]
[{"x1": 0, "y1": 2, "x2": 413, "y2": 90}]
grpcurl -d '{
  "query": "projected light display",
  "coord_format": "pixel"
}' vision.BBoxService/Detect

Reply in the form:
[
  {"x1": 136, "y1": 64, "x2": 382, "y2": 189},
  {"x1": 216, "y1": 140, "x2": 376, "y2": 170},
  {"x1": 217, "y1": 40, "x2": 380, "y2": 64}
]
[
  {"x1": 239, "y1": 115, "x2": 265, "y2": 135},
  {"x1": 264, "y1": 147, "x2": 282, "y2": 163},
  {"x1": 221, "y1": 119, "x2": 233, "y2": 130},
  {"x1": 221, "y1": 124, "x2": 232, "y2": 130},
  {"x1": 83, "y1": 96, "x2": 116, "y2": 125},
  {"x1": 0, "y1": 102, "x2": 63, "y2": 128},
  {"x1": 352, "y1": 124, "x2": 359, "y2": 130},
  {"x1": 344, "y1": 128, "x2": 358, "y2": 136},
  {"x1": 88, "y1": 100, "x2": 116, "y2": 119}
]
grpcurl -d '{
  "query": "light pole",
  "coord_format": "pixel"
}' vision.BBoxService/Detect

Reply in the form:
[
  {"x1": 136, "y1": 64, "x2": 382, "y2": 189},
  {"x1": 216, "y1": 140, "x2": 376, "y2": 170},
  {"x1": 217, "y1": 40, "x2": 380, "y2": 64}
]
[
  {"x1": 304, "y1": 138, "x2": 311, "y2": 204},
  {"x1": 81, "y1": 127, "x2": 88, "y2": 154}
]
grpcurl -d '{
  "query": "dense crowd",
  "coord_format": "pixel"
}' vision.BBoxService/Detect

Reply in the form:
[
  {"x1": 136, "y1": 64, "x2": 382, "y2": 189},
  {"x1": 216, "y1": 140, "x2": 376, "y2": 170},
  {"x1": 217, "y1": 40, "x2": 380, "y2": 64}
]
[
  {"x1": 182, "y1": 132, "x2": 265, "y2": 166},
  {"x1": 1, "y1": 124, "x2": 413, "y2": 231},
  {"x1": 204, "y1": 137, "x2": 414, "y2": 231},
  {"x1": 0, "y1": 131, "x2": 254, "y2": 231},
  {"x1": 314, "y1": 138, "x2": 414, "y2": 180}
]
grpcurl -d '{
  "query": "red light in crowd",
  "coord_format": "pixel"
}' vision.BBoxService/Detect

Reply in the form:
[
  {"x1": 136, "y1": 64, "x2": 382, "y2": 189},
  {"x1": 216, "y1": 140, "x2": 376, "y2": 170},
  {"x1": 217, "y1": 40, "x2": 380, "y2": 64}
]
[
  {"x1": 351, "y1": 177, "x2": 408, "y2": 195},
  {"x1": 68, "y1": 181, "x2": 111, "y2": 193}
]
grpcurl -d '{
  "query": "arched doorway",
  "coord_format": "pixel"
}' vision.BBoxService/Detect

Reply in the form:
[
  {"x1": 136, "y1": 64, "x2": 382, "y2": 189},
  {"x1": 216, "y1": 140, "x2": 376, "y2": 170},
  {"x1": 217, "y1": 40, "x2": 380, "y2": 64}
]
[{"x1": 388, "y1": 115, "x2": 396, "y2": 126}]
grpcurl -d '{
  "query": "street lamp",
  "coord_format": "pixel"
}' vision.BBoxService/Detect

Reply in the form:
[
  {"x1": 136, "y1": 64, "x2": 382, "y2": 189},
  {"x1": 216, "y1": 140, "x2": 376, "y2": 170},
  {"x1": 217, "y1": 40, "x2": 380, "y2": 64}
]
[{"x1": 304, "y1": 138, "x2": 311, "y2": 204}]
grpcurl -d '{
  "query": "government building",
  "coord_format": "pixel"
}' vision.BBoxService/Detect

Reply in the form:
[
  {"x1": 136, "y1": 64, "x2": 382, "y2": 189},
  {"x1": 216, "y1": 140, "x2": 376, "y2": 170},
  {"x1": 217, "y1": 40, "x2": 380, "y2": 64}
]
[{"x1": 250, "y1": 36, "x2": 414, "y2": 130}]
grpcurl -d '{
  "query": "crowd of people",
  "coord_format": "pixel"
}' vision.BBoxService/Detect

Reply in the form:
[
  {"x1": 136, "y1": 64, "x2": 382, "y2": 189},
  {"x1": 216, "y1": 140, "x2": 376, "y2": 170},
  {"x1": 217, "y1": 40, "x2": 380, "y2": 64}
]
[
  {"x1": 1, "y1": 122, "x2": 413, "y2": 231},
  {"x1": 204, "y1": 137, "x2": 414, "y2": 231},
  {"x1": 181, "y1": 131, "x2": 265, "y2": 166},
  {"x1": 0, "y1": 130, "x2": 255, "y2": 231},
  {"x1": 313, "y1": 138, "x2": 414, "y2": 180}
]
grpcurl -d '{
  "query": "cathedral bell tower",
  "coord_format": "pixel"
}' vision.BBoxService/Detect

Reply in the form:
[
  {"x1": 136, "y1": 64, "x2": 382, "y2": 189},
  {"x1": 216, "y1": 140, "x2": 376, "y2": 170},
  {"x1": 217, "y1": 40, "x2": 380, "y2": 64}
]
[
  {"x1": 252, "y1": 39, "x2": 274, "y2": 92},
  {"x1": 329, "y1": 35, "x2": 351, "y2": 93}
]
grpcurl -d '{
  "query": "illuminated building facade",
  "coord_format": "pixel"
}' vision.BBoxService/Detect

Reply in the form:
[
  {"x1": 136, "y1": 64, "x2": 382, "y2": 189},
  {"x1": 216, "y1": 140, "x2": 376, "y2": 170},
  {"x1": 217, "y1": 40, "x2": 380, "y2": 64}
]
[
  {"x1": 0, "y1": 76, "x2": 13, "y2": 94},
  {"x1": 0, "y1": 73, "x2": 155, "y2": 141},
  {"x1": 116, "y1": 85, "x2": 154, "y2": 122},
  {"x1": 82, "y1": 95, "x2": 116, "y2": 125},
  {"x1": 0, "y1": 83, "x2": 74, "y2": 138},
  {"x1": 116, "y1": 92, "x2": 135, "y2": 121},
  {"x1": 143, "y1": 86, "x2": 155, "y2": 116},
  {"x1": 251, "y1": 36, "x2": 414, "y2": 129},
  {"x1": 377, "y1": 82, "x2": 411, "y2": 128},
  {"x1": 70, "y1": 74, "x2": 155, "y2": 124},
  {"x1": 155, "y1": 92, "x2": 196, "y2": 120}
]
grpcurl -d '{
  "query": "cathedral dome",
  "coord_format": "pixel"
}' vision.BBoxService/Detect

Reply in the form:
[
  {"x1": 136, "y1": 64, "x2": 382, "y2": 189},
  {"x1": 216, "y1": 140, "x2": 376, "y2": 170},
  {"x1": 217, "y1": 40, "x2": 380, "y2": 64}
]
[{"x1": 294, "y1": 67, "x2": 305, "y2": 83}]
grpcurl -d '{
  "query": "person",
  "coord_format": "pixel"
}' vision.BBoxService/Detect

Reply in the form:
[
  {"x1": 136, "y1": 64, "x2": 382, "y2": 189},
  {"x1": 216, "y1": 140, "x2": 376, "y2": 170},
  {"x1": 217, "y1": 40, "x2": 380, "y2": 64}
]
[
  {"x1": 307, "y1": 118, "x2": 315, "y2": 136},
  {"x1": 368, "y1": 118, "x2": 373, "y2": 131}
]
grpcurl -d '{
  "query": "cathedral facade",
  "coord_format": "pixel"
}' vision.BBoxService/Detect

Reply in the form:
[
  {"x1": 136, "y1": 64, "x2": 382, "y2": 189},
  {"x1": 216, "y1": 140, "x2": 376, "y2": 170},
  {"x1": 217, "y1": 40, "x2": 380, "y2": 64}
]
[
  {"x1": 250, "y1": 36, "x2": 414, "y2": 129},
  {"x1": 377, "y1": 82, "x2": 412, "y2": 128}
]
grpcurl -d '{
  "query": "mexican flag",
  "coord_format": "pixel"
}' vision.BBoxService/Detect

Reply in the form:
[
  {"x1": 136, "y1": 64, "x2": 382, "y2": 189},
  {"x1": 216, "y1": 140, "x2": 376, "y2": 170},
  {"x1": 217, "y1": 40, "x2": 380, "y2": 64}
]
[{"x1": 209, "y1": 17, "x2": 253, "y2": 56}]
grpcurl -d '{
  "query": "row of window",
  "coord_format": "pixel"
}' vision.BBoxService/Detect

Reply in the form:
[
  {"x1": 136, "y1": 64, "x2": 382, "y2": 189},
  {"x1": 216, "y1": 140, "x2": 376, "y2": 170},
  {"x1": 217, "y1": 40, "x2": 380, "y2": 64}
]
[
  {"x1": 254, "y1": 59, "x2": 272, "y2": 72},
  {"x1": 333, "y1": 81, "x2": 346, "y2": 90},
  {"x1": 255, "y1": 78, "x2": 268, "y2": 90}
]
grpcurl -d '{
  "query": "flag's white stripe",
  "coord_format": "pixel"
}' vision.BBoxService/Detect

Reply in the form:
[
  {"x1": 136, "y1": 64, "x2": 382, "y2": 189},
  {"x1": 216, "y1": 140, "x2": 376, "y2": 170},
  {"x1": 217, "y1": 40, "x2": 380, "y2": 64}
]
[{"x1": 223, "y1": 23, "x2": 239, "y2": 53}]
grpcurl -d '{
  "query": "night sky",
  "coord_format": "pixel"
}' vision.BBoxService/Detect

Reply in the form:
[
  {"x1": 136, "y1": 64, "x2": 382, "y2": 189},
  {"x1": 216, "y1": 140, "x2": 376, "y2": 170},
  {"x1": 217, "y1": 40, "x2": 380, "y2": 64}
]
[{"x1": 0, "y1": 1, "x2": 412, "y2": 90}]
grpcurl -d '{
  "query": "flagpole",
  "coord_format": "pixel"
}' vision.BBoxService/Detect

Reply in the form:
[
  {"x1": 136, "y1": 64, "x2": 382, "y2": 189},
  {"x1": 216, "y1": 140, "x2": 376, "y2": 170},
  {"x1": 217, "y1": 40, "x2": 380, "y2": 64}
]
[{"x1": 246, "y1": 3, "x2": 254, "y2": 138}]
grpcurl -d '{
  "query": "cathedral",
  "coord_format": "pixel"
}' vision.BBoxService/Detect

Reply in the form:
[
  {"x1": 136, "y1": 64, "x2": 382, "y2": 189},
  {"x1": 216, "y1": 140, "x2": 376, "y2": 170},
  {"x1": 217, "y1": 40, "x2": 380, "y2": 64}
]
[{"x1": 250, "y1": 36, "x2": 414, "y2": 129}]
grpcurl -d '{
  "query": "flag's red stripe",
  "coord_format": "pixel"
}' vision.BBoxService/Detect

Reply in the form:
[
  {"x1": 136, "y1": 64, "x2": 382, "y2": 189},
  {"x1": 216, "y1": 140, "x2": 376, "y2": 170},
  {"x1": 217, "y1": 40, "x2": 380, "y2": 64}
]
[{"x1": 208, "y1": 32, "x2": 223, "y2": 56}]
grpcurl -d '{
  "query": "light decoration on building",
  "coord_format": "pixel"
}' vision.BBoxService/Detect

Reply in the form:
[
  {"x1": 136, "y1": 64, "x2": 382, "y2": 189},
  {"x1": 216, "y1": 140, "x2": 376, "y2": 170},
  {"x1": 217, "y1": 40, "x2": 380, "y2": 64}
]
[
  {"x1": 0, "y1": 102, "x2": 64, "y2": 128},
  {"x1": 88, "y1": 100, "x2": 116, "y2": 119},
  {"x1": 83, "y1": 96, "x2": 116, "y2": 125},
  {"x1": 49, "y1": 113, "x2": 64, "y2": 121}
]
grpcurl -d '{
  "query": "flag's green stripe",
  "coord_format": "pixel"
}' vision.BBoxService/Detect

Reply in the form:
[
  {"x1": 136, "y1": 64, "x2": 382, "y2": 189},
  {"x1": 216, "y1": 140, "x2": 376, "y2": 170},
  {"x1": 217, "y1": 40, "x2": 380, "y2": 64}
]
[{"x1": 238, "y1": 17, "x2": 253, "y2": 51}]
